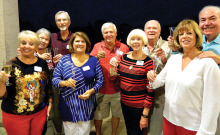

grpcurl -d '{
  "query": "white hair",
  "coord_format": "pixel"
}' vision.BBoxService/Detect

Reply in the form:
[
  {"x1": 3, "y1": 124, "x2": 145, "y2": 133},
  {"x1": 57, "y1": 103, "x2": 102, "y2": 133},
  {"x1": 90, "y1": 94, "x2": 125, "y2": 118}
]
[
  {"x1": 127, "y1": 29, "x2": 148, "y2": 46},
  {"x1": 199, "y1": 5, "x2": 220, "y2": 18},
  {"x1": 101, "y1": 22, "x2": 117, "y2": 33}
]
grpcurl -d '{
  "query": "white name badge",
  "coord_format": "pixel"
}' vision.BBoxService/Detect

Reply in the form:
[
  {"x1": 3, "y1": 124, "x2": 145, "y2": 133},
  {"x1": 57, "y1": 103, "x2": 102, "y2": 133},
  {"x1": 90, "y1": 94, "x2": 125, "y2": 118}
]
[
  {"x1": 34, "y1": 66, "x2": 42, "y2": 72},
  {"x1": 66, "y1": 45, "x2": 69, "y2": 49},
  {"x1": 82, "y1": 66, "x2": 90, "y2": 71},
  {"x1": 118, "y1": 51, "x2": 123, "y2": 56},
  {"x1": 136, "y1": 61, "x2": 144, "y2": 66}
]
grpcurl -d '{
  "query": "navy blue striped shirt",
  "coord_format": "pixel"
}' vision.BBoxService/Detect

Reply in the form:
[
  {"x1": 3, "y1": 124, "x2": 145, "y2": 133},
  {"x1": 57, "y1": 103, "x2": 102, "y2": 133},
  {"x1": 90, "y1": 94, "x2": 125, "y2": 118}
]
[{"x1": 52, "y1": 54, "x2": 104, "y2": 122}]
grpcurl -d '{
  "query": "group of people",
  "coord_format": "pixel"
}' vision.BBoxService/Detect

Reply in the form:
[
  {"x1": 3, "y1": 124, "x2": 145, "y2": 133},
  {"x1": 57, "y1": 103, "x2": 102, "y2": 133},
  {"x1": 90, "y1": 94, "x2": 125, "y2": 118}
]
[{"x1": 0, "y1": 5, "x2": 219, "y2": 135}]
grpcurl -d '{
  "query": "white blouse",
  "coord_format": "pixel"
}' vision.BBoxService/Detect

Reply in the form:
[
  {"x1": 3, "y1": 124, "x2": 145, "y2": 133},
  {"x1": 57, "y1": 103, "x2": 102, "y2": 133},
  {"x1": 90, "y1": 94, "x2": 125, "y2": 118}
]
[{"x1": 152, "y1": 53, "x2": 220, "y2": 135}]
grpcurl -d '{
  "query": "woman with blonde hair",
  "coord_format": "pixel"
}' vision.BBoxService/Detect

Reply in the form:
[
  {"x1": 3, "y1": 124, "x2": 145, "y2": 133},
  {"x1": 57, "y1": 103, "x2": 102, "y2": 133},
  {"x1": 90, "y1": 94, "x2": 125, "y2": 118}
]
[
  {"x1": 110, "y1": 29, "x2": 154, "y2": 135},
  {"x1": 0, "y1": 30, "x2": 52, "y2": 135}
]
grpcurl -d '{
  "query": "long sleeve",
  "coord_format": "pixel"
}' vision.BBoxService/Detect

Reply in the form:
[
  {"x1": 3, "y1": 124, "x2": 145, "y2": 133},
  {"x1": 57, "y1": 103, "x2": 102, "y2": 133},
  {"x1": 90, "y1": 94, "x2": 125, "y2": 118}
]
[
  {"x1": 197, "y1": 60, "x2": 220, "y2": 135},
  {"x1": 93, "y1": 60, "x2": 104, "y2": 93},
  {"x1": 52, "y1": 58, "x2": 63, "y2": 89}
]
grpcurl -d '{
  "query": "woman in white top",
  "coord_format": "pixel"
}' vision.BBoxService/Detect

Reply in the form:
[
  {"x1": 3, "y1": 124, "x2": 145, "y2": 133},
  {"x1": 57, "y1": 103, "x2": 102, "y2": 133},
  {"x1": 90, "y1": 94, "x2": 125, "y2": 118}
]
[{"x1": 147, "y1": 19, "x2": 220, "y2": 135}]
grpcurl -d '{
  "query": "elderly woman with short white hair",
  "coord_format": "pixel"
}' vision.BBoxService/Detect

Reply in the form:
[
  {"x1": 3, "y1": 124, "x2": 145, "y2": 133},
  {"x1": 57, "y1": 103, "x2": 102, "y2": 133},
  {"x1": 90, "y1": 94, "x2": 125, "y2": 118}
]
[{"x1": 110, "y1": 29, "x2": 154, "y2": 135}]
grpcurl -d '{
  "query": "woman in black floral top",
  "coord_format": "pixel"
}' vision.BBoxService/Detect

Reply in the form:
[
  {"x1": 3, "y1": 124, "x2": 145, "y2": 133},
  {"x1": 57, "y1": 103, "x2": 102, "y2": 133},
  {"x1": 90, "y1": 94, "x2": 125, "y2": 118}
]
[{"x1": 0, "y1": 30, "x2": 52, "y2": 135}]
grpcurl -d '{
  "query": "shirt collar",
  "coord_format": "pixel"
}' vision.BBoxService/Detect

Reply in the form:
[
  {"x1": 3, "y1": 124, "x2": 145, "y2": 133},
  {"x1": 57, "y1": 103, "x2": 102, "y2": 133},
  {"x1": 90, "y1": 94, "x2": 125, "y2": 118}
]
[
  {"x1": 57, "y1": 31, "x2": 72, "y2": 41},
  {"x1": 203, "y1": 34, "x2": 220, "y2": 45}
]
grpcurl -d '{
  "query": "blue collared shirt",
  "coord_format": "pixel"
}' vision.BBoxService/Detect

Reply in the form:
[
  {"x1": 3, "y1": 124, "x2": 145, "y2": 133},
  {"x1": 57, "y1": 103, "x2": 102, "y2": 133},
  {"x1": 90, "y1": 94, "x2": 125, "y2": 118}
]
[{"x1": 202, "y1": 34, "x2": 220, "y2": 68}]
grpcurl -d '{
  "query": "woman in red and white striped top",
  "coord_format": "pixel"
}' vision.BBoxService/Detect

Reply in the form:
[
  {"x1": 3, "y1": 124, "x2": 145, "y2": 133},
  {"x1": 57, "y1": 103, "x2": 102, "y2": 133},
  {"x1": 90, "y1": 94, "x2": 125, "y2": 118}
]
[{"x1": 110, "y1": 29, "x2": 154, "y2": 135}]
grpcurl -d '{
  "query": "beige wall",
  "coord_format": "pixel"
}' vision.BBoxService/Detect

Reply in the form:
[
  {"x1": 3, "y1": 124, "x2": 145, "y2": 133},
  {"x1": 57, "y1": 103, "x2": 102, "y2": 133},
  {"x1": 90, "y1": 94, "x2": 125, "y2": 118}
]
[
  {"x1": 0, "y1": 0, "x2": 19, "y2": 124},
  {"x1": 0, "y1": 0, "x2": 19, "y2": 68}
]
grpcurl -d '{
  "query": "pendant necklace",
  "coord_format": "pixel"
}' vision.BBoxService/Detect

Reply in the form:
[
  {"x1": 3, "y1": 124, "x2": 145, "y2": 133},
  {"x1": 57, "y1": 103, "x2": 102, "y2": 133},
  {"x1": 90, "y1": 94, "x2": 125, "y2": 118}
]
[{"x1": 129, "y1": 64, "x2": 133, "y2": 70}]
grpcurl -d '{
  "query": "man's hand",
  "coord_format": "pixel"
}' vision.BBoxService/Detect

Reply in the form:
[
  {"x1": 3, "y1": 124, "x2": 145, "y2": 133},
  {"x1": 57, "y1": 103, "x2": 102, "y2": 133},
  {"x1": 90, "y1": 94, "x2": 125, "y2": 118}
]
[
  {"x1": 97, "y1": 51, "x2": 105, "y2": 59},
  {"x1": 167, "y1": 36, "x2": 177, "y2": 52},
  {"x1": 197, "y1": 51, "x2": 220, "y2": 64},
  {"x1": 154, "y1": 48, "x2": 167, "y2": 64}
]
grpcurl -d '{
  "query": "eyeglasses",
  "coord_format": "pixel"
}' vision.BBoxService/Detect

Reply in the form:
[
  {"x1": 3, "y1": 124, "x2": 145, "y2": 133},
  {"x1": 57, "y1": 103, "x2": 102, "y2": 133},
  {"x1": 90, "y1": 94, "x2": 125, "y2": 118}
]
[{"x1": 56, "y1": 19, "x2": 68, "y2": 22}]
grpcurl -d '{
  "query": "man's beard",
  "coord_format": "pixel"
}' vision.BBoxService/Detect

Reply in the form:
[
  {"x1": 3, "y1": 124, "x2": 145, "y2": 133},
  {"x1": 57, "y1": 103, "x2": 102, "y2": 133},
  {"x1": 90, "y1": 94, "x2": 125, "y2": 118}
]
[{"x1": 59, "y1": 26, "x2": 67, "y2": 31}]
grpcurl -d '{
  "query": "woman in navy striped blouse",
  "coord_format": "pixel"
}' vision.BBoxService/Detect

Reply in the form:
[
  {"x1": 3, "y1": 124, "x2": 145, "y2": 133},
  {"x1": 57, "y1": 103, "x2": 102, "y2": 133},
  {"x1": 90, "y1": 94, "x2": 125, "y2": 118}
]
[
  {"x1": 52, "y1": 32, "x2": 104, "y2": 135},
  {"x1": 110, "y1": 29, "x2": 154, "y2": 135}
]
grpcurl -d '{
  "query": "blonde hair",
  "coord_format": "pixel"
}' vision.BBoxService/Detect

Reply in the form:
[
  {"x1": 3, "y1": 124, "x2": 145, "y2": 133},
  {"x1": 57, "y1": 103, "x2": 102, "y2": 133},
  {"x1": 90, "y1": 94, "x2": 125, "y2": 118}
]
[
  {"x1": 18, "y1": 30, "x2": 40, "y2": 47},
  {"x1": 126, "y1": 29, "x2": 148, "y2": 46},
  {"x1": 173, "y1": 19, "x2": 203, "y2": 53}
]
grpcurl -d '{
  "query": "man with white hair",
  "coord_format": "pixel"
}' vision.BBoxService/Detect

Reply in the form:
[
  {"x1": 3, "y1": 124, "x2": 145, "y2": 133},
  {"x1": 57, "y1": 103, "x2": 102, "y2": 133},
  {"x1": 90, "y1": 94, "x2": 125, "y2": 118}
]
[
  {"x1": 197, "y1": 5, "x2": 220, "y2": 134},
  {"x1": 51, "y1": 11, "x2": 73, "y2": 64},
  {"x1": 197, "y1": 5, "x2": 220, "y2": 67},
  {"x1": 90, "y1": 22, "x2": 129, "y2": 135},
  {"x1": 143, "y1": 20, "x2": 171, "y2": 135}
]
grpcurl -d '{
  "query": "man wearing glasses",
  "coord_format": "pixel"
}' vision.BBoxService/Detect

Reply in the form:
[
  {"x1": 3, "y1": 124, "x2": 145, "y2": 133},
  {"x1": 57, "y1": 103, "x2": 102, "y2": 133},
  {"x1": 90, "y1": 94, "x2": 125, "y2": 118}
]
[{"x1": 51, "y1": 11, "x2": 73, "y2": 64}]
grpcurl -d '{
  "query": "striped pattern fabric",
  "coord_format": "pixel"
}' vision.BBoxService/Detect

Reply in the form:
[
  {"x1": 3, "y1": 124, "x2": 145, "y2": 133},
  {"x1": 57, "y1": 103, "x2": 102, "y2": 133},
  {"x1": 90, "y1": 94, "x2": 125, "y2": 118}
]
[
  {"x1": 52, "y1": 54, "x2": 104, "y2": 122},
  {"x1": 118, "y1": 54, "x2": 154, "y2": 109}
]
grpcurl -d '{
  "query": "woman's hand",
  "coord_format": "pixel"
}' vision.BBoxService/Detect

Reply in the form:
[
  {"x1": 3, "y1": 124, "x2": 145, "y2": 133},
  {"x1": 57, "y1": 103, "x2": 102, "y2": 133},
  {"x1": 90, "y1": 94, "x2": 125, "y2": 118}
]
[
  {"x1": 109, "y1": 57, "x2": 118, "y2": 76},
  {"x1": 78, "y1": 88, "x2": 95, "y2": 100},
  {"x1": 109, "y1": 57, "x2": 118, "y2": 67},
  {"x1": 53, "y1": 54, "x2": 63, "y2": 64},
  {"x1": 46, "y1": 103, "x2": 52, "y2": 121},
  {"x1": 0, "y1": 71, "x2": 10, "y2": 98},
  {"x1": 39, "y1": 53, "x2": 51, "y2": 60},
  {"x1": 0, "y1": 71, "x2": 10, "y2": 83},
  {"x1": 167, "y1": 36, "x2": 177, "y2": 52},
  {"x1": 60, "y1": 79, "x2": 76, "y2": 88},
  {"x1": 140, "y1": 107, "x2": 149, "y2": 130},
  {"x1": 140, "y1": 116, "x2": 148, "y2": 130},
  {"x1": 147, "y1": 70, "x2": 157, "y2": 82}
]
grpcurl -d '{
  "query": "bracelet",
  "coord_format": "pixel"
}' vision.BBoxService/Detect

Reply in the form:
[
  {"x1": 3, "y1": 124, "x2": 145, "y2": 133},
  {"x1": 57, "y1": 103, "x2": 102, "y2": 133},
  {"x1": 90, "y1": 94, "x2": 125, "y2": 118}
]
[
  {"x1": 48, "y1": 102, "x2": 52, "y2": 106},
  {"x1": 142, "y1": 114, "x2": 148, "y2": 118}
]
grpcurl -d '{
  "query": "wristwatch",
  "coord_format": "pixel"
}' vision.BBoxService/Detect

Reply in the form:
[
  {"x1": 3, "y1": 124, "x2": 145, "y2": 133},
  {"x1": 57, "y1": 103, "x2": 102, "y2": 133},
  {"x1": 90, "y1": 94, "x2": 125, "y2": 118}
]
[{"x1": 142, "y1": 114, "x2": 148, "y2": 118}]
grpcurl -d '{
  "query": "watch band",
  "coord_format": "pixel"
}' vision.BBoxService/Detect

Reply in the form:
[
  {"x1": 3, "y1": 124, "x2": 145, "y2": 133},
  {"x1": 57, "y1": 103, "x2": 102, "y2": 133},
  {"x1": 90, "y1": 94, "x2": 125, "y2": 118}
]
[{"x1": 142, "y1": 114, "x2": 148, "y2": 118}]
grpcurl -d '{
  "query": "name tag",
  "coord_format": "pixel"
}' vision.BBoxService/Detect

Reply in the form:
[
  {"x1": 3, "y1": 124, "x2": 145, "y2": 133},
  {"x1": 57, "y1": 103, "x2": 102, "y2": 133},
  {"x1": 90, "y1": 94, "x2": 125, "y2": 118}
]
[
  {"x1": 66, "y1": 45, "x2": 69, "y2": 49},
  {"x1": 136, "y1": 61, "x2": 144, "y2": 66},
  {"x1": 82, "y1": 66, "x2": 90, "y2": 71},
  {"x1": 118, "y1": 51, "x2": 123, "y2": 56},
  {"x1": 34, "y1": 66, "x2": 42, "y2": 72}
]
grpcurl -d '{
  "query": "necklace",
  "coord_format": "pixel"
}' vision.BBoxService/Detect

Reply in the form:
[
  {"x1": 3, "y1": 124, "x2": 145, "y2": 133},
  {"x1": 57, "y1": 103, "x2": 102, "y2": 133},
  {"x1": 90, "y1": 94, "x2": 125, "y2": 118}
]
[{"x1": 129, "y1": 64, "x2": 133, "y2": 70}]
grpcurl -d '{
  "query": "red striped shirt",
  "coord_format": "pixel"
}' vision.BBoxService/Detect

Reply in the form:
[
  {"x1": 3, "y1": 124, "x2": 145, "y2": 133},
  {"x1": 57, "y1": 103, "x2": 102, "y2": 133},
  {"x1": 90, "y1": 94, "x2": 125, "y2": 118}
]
[{"x1": 118, "y1": 54, "x2": 154, "y2": 109}]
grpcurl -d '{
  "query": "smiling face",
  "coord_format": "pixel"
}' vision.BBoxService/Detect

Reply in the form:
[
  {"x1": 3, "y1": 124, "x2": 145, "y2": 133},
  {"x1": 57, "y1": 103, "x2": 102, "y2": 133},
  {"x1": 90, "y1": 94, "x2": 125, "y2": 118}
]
[
  {"x1": 19, "y1": 38, "x2": 36, "y2": 57},
  {"x1": 56, "y1": 13, "x2": 71, "y2": 31},
  {"x1": 178, "y1": 28, "x2": 197, "y2": 51},
  {"x1": 130, "y1": 36, "x2": 144, "y2": 51},
  {"x1": 102, "y1": 26, "x2": 117, "y2": 45},
  {"x1": 38, "y1": 33, "x2": 50, "y2": 50},
  {"x1": 199, "y1": 9, "x2": 220, "y2": 41},
  {"x1": 73, "y1": 36, "x2": 87, "y2": 53},
  {"x1": 144, "y1": 20, "x2": 161, "y2": 41}
]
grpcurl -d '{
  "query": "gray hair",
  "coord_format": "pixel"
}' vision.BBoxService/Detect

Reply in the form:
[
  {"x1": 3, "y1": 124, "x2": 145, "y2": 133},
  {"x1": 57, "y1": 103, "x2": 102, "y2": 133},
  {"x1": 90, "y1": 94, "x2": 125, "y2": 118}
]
[
  {"x1": 55, "y1": 11, "x2": 71, "y2": 22},
  {"x1": 127, "y1": 29, "x2": 148, "y2": 46},
  {"x1": 199, "y1": 5, "x2": 220, "y2": 18},
  {"x1": 101, "y1": 22, "x2": 117, "y2": 33},
  {"x1": 36, "y1": 28, "x2": 51, "y2": 38}
]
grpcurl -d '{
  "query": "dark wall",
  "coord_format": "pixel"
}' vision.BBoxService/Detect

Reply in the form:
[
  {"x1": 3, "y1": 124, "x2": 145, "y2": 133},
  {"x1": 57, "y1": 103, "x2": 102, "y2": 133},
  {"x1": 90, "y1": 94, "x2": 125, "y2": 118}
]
[{"x1": 18, "y1": 0, "x2": 220, "y2": 50}]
